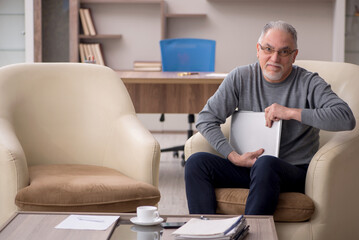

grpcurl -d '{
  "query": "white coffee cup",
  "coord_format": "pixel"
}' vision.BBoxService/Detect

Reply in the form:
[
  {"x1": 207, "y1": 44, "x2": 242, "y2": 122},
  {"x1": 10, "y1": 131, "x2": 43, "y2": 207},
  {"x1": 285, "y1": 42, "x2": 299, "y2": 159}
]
[
  {"x1": 136, "y1": 206, "x2": 159, "y2": 223},
  {"x1": 137, "y1": 231, "x2": 159, "y2": 240}
]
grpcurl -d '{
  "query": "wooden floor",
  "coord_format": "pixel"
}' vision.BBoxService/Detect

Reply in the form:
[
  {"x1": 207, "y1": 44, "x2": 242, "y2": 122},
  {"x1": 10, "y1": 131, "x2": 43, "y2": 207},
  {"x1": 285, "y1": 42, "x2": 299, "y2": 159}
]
[{"x1": 153, "y1": 133, "x2": 189, "y2": 215}]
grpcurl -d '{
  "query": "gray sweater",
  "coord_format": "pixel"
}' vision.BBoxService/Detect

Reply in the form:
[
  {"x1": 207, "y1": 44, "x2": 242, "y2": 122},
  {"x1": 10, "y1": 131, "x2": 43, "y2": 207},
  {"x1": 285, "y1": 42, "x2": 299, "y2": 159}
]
[{"x1": 196, "y1": 62, "x2": 356, "y2": 165}]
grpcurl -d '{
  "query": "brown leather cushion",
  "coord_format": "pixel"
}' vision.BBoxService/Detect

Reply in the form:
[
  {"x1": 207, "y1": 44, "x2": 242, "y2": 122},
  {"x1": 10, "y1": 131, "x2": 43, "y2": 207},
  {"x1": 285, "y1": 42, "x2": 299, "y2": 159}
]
[
  {"x1": 15, "y1": 164, "x2": 161, "y2": 212},
  {"x1": 215, "y1": 188, "x2": 315, "y2": 222}
]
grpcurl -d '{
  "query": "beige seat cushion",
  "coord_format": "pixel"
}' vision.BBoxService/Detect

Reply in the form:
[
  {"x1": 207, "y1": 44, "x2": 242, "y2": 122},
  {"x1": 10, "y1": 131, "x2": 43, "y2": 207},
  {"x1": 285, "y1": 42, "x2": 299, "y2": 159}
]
[
  {"x1": 215, "y1": 188, "x2": 314, "y2": 222},
  {"x1": 15, "y1": 164, "x2": 161, "y2": 212}
]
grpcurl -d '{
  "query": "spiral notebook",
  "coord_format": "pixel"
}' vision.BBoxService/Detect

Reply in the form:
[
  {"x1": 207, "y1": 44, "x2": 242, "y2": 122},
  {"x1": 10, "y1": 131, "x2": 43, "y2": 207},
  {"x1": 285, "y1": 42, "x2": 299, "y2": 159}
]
[{"x1": 229, "y1": 111, "x2": 282, "y2": 157}]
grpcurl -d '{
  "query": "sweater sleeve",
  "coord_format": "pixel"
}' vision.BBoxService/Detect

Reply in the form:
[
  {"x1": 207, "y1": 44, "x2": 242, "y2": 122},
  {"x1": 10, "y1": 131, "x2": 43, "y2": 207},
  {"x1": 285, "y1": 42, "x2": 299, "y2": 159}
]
[
  {"x1": 301, "y1": 75, "x2": 356, "y2": 131},
  {"x1": 196, "y1": 70, "x2": 239, "y2": 158}
]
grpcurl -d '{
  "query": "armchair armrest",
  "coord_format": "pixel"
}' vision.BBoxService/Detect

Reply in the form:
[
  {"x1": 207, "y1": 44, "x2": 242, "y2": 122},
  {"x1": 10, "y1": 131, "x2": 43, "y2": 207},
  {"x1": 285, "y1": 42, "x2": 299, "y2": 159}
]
[
  {"x1": 305, "y1": 129, "x2": 359, "y2": 239},
  {"x1": 102, "y1": 114, "x2": 160, "y2": 187},
  {"x1": 0, "y1": 119, "x2": 29, "y2": 225},
  {"x1": 184, "y1": 118, "x2": 231, "y2": 160},
  {"x1": 184, "y1": 132, "x2": 223, "y2": 160}
]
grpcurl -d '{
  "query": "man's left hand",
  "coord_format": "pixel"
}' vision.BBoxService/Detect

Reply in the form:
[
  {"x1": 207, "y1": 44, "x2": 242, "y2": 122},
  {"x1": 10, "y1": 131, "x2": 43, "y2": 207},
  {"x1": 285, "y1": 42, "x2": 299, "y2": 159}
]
[{"x1": 265, "y1": 103, "x2": 302, "y2": 127}]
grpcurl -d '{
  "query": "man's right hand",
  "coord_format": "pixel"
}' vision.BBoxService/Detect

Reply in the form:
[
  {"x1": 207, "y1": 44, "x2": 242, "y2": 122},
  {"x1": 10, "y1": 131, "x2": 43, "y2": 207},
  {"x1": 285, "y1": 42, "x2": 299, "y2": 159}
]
[{"x1": 227, "y1": 149, "x2": 264, "y2": 168}]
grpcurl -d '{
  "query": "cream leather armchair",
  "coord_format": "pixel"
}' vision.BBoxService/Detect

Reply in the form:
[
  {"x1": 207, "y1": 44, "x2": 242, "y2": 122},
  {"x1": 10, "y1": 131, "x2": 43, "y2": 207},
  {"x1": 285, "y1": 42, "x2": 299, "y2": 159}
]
[
  {"x1": 0, "y1": 63, "x2": 161, "y2": 226},
  {"x1": 184, "y1": 60, "x2": 359, "y2": 240}
]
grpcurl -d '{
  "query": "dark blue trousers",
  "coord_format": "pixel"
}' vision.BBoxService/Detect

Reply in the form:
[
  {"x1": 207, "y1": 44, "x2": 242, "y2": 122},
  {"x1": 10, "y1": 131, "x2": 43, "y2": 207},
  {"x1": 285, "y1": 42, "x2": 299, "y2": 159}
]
[{"x1": 184, "y1": 152, "x2": 308, "y2": 215}]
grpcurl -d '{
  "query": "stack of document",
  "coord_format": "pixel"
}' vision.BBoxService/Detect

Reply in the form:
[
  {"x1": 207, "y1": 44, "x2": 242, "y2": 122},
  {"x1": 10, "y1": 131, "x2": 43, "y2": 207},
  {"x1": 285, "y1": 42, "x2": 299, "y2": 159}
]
[{"x1": 172, "y1": 216, "x2": 249, "y2": 240}]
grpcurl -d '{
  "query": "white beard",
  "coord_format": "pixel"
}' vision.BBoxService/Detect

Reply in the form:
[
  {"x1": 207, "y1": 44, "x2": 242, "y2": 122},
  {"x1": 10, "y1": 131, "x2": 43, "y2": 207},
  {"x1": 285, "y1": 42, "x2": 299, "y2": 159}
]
[{"x1": 263, "y1": 62, "x2": 284, "y2": 81}]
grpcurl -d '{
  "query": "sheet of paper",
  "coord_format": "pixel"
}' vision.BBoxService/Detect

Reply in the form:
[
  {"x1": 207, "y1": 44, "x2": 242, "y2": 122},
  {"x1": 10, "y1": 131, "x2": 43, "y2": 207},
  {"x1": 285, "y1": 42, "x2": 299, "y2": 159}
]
[
  {"x1": 205, "y1": 73, "x2": 228, "y2": 77},
  {"x1": 55, "y1": 215, "x2": 120, "y2": 231}
]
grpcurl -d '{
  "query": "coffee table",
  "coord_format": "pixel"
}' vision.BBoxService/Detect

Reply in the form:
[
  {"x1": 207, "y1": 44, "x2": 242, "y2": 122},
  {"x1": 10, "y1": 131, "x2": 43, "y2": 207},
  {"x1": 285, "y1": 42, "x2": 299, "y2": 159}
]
[{"x1": 0, "y1": 212, "x2": 278, "y2": 240}]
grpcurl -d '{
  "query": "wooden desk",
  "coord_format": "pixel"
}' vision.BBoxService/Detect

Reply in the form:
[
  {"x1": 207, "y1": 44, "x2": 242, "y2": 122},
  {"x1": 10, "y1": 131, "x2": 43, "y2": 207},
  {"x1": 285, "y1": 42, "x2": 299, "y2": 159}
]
[{"x1": 117, "y1": 71, "x2": 226, "y2": 113}]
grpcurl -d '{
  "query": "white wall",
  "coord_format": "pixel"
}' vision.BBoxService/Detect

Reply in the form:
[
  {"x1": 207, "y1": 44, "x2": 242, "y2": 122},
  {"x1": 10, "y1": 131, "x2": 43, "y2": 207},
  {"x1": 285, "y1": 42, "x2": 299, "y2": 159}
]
[
  {"x1": 166, "y1": 0, "x2": 335, "y2": 72},
  {"x1": 90, "y1": 0, "x2": 337, "y2": 73}
]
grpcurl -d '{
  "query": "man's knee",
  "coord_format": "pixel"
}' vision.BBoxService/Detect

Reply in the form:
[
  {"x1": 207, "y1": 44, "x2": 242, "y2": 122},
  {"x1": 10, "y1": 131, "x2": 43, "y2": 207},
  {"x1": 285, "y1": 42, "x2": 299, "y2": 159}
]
[
  {"x1": 251, "y1": 155, "x2": 282, "y2": 176},
  {"x1": 185, "y1": 152, "x2": 211, "y2": 178},
  {"x1": 186, "y1": 152, "x2": 207, "y2": 169}
]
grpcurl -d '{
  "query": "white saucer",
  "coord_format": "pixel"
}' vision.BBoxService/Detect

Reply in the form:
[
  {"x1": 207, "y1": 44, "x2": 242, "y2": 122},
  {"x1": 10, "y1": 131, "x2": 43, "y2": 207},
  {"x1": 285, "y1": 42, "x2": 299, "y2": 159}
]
[
  {"x1": 130, "y1": 217, "x2": 164, "y2": 226},
  {"x1": 131, "y1": 225, "x2": 162, "y2": 232}
]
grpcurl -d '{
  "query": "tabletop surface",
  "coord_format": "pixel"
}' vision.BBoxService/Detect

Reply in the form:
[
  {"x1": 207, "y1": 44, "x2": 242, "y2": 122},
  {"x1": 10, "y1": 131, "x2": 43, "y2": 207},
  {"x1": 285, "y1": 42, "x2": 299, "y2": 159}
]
[
  {"x1": 117, "y1": 71, "x2": 227, "y2": 84},
  {"x1": 0, "y1": 212, "x2": 278, "y2": 240}
]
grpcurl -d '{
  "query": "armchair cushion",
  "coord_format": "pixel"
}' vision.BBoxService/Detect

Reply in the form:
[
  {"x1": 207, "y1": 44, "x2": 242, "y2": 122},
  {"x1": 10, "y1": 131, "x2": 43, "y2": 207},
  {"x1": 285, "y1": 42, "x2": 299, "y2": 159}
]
[
  {"x1": 215, "y1": 188, "x2": 314, "y2": 222},
  {"x1": 15, "y1": 164, "x2": 161, "y2": 212}
]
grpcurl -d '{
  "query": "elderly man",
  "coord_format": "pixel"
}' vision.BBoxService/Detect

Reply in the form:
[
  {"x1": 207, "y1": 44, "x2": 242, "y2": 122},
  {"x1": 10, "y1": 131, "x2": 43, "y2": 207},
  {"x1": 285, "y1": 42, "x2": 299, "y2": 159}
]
[{"x1": 185, "y1": 21, "x2": 356, "y2": 215}]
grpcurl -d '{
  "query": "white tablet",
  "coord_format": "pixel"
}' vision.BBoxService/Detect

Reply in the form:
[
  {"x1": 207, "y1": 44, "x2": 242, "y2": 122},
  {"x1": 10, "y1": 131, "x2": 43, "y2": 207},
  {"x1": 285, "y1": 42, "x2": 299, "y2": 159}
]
[{"x1": 229, "y1": 111, "x2": 282, "y2": 157}]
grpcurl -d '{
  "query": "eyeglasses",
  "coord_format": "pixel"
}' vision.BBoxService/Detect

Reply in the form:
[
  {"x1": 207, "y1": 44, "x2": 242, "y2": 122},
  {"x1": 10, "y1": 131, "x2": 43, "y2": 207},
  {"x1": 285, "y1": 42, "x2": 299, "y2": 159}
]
[{"x1": 258, "y1": 43, "x2": 297, "y2": 57}]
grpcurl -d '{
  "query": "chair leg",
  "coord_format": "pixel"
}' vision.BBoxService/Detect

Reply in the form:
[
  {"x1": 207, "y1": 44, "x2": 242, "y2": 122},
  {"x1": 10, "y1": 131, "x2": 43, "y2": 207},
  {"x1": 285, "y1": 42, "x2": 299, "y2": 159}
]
[
  {"x1": 187, "y1": 114, "x2": 195, "y2": 139},
  {"x1": 160, "y1": 114, "x2": 195, "y2": 167}
]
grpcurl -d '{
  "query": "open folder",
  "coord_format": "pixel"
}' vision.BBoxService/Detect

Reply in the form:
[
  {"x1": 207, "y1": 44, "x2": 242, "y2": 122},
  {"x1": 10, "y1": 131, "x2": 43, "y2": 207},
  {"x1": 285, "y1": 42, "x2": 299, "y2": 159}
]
[
  {"x1": 229, "y1": 111, "x2": 282, "y2": 157},
  {"x1": 172, "y1": 216, "x2": 248, "y2": 240}
]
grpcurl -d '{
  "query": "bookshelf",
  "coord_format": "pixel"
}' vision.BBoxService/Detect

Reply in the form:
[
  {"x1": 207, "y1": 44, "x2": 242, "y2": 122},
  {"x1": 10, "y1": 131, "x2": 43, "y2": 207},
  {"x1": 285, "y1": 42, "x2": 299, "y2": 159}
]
[
  {"x1": 79, "y1": 34, "x2": 123, "y2": 39},
  {"x1": 165, "y1": 14, "x2": 207, "y2": 18},
  {"x1": 69, "y1": 0, "x2": 207, "y2": 69}
]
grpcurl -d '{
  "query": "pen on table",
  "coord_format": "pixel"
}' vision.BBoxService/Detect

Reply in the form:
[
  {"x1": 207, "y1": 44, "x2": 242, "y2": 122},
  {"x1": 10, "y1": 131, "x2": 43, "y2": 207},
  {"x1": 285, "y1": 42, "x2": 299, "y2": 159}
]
[
  {"x1": 177, "y1": 72, "x2": 199, "y2": 76},
  {"x1": 77, "y1": 216, "x2": 105, "y2": 222}
]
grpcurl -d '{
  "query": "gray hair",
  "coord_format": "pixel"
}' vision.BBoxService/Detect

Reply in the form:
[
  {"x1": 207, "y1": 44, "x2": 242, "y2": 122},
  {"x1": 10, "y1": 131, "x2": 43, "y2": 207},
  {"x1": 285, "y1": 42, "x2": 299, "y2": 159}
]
[{"x1": 258, "y1": 21, "x2": 298, "y2": 49}]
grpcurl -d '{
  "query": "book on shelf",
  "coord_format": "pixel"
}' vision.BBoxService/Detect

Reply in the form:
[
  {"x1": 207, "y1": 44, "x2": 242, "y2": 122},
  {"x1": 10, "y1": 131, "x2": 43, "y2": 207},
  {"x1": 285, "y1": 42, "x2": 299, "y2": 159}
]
[
  {"x1": 133, "y1": 60, "x2": 162, "y2": 71},
  {"x1": 93, "y1": 43, "x2": 105, "y2": 66},
  {"x1": 79, "y1": 43, "x2": 86, "y2": 63},
  {"x1": 84, "y1": 8, "x2": 97, "y2": 36},
  {"x1": 172, "y1": 216, "x2": 249, "y2": 240},
  {"x1": 79, "y1": 8, "x2": 96, "y2": 36},
  {"x1": 79, "y1": 8, "x2": 90, "y2": 35},
  {"x1": 79, "y1": 43, "x2": 105, "y2": 66}
]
